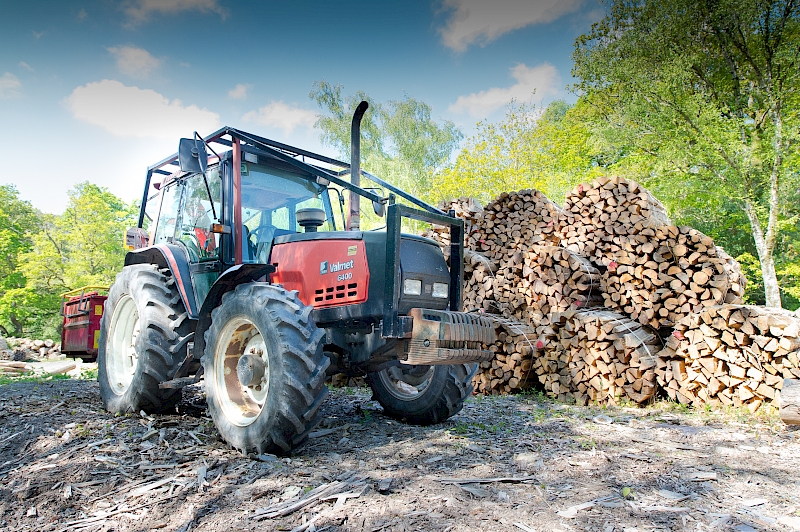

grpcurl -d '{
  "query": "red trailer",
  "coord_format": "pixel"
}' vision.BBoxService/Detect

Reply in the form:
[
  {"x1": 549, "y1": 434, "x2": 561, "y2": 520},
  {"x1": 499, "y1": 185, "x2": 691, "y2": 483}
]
[{"x1": 61, "y1": 286, "x2": 108, "y2": 361}]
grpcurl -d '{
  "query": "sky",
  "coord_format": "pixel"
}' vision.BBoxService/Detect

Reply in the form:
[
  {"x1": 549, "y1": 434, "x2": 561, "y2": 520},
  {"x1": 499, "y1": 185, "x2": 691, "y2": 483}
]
[{"x1": 0, "y1": 0, "x2": 605, "y2": 214}]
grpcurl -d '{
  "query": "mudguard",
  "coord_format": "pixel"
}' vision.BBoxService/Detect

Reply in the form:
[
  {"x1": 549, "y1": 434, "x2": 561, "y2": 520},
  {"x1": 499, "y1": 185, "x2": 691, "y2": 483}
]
[{"x1": 192, "y1": 263, "x2": 275, "y2": 361}]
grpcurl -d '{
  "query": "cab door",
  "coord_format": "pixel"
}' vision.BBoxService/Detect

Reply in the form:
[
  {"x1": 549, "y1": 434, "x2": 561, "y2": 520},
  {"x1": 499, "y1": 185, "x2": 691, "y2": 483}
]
[{"x1": 176, "y1": 171, "x2": 223, "y2": 308}]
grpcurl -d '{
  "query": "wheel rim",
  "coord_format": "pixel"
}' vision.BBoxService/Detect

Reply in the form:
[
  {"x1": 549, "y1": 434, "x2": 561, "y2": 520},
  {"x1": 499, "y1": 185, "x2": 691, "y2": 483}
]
[
  {"x1": 377, "y1": 365, "x2": 435, "y2": 400},
  {"x1": 106, "y1": 294, "x2": 140, "y2": 396},
  {"x1": 214, "y1": 316, "x2": 270, "y2": 427}
]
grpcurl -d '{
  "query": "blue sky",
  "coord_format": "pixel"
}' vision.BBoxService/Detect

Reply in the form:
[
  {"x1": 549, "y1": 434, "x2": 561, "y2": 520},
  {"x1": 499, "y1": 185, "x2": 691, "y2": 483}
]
[{"x1": 0, "y1": 0, "x2": 604, "y2": 213}]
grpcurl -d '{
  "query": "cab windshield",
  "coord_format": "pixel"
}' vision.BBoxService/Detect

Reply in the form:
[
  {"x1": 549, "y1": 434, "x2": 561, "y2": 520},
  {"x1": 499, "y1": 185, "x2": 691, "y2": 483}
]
[{"x1": 240, "y1": 162, "x2": 337, "y2": 263}]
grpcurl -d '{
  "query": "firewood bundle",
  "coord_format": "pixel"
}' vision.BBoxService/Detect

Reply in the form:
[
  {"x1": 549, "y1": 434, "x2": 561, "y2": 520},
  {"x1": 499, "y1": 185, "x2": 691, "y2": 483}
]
[
  {"x1": 655, "y1": 305, "x2": 800, "y2": 412},
  {"x1": 421, "y1": 197, "x2": 484, "y2": 263},
  {"x1": 534, "y1": 309, "x2": 661, "y2": 405},
  {"x1": 472, "y1": 190, "x2": 562, "y2": 263},
  {"x1": 463, "y1": 254, "x2": 500, "y2": 313},
  {"x1": 557, "y1": 176, "x2": 671, "y2": 267},
  {"x1": 473, "y1": 316, "x2": 539, "y2": 395},
  {"x1": 600, "y1": 225, "x2": 745, "y2": 330},
  {"x1": 491, "y1": 245, "x2": 602, "y2": 325}
]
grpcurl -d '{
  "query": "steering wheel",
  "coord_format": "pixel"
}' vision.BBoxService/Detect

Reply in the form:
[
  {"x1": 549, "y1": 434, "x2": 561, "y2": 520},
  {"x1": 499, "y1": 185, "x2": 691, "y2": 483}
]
[{"x1": 248, "y1": 225, "x2": 277, "y2": 263}]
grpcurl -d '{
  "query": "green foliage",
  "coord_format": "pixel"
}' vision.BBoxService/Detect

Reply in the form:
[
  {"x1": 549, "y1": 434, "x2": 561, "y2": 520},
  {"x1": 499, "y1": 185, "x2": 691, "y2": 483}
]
[
  {"x1": 0, "y1": 182, "x2": 136, "y2": 338},
  {"x1": 433, "y1": 99, "x2": 607, "y2": 206},
  {"x1": 0, "y1": 185, "x2": 39, "y2": 336},
  {"x1": 309, "y1": 80, "x2": 463, "y2": 204}
]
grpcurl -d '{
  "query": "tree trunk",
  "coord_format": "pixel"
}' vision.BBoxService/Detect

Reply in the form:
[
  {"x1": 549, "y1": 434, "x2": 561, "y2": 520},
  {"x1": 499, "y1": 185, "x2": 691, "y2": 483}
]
[{"x1": 743, "y1": 199, "x2": 782, "y2": 308}]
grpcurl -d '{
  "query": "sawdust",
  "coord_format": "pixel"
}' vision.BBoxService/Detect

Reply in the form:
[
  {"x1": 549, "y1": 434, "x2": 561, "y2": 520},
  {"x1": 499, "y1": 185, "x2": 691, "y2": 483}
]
[{"x1": 0, "y1": 379, "x2": 799, "y2": 531}]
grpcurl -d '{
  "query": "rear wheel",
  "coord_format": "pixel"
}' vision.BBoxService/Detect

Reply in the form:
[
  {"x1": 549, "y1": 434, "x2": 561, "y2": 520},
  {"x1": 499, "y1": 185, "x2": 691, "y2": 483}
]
[
  {"x1": 367, "y1": 363, "x2": 478, "y2": 425},
  {"x1": 98, "y1": 264, "x2": 193, "y2": 414},
  {"x1": 202, "y1": 283, "x2": 328, "y2": 455}
]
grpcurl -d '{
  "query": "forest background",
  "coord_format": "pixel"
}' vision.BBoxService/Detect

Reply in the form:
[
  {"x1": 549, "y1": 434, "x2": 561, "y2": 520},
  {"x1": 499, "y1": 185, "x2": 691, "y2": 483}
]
[{"x1": 2, "y1": 0, "x2": 799, "y2": 339}]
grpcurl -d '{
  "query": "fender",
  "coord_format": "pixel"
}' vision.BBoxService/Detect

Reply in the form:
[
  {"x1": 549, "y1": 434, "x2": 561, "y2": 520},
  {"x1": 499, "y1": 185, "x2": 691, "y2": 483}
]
[
  {"x1": 125, "y1": 244, "x2": 199, "y2": 319},
  {"x1": 192, "y1": 263, "x2": 276, "y2": 362}
]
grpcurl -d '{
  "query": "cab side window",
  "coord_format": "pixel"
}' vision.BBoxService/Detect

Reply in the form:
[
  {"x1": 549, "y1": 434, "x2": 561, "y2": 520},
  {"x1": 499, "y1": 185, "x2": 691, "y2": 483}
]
[
  {"x1": 152, "y1": 181, "x2": 182, "y2": 245},
  {"x1": 179, "y1": 173, "x2": 222, "y2": 261}
]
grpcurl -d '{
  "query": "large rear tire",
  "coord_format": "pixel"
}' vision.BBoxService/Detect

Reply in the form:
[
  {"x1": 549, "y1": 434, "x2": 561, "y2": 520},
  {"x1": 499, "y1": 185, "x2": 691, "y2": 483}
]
[
  {"x1": 98, "y1": 264, "x2": 193, "y2": 414},
  {"x1": 202, "y1": 283, "x2": 328, "y2": 455},
  {"x1": 367, "y1": 363, "x2": 478, "y2": 425}
]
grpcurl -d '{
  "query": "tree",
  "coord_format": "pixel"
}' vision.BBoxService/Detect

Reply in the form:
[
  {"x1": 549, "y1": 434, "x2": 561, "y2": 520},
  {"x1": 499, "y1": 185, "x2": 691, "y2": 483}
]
[
  {"x1": 572, "y1": 0, "x2": 800, "y2": 307},
  {"x1": 2, "y1": 183, "x2": 137, "y2": 338},
  {"x1": 0, "y1": 185, "x2": 39, "y2": 336},
  {"x1": 434, "y1": 99, "x2": 608, "y2": 204},
  {"x1": 309, "y1": 81, "x2": 463, "y2": 203}
]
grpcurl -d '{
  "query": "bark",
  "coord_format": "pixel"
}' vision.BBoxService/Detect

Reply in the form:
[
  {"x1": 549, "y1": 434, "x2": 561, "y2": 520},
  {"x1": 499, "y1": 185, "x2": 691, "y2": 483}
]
[{"x1": 743, "y1": 199, "x2": 782, "y2": 308}]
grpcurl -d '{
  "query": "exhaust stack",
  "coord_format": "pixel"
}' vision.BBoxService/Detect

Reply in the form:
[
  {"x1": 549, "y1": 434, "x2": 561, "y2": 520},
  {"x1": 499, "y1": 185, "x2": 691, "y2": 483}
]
[{"x1": 347, "y1": 101, "x2": 369, "y2": 231}]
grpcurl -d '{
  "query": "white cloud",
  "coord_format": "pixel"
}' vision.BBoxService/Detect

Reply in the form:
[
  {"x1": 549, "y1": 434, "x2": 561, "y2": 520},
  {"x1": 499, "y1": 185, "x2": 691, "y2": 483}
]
[
  {"x1": 32, "y1": 30, "x2": 46, "y2": 39},
  {"x1": 19, "y1": 61, "x2": 33, "y2": 71},
  {"x1": 0, "y1": 73, "x2": 22, "y2": 99},
  {"x1": 228, "y1": 83, "x2": 251, "y2": 100},
  {"x1": 242, "y1": 101, "x2": 317, "y2": 135},
  {"x1": 438, "y1": 0, "x2": 583, "y2": 52},
  {"x1": 65, "y1": 79, "x2": 220, "y2": 140},
  {"x1": 107, "y1": 46, "x2": 161, "y2": 78},
  {"x1": 448, "y1": 63, "x2": 560, "y2": 117},
  {"x1": 123, "y1": 0, "x2": 228, "y2": 25}
]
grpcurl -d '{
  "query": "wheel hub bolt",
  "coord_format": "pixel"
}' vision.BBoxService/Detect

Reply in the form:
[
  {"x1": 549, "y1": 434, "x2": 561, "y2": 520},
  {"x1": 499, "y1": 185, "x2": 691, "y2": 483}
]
[{"x1": 237, "y1": 354, "x2": 266, "y2": 387}]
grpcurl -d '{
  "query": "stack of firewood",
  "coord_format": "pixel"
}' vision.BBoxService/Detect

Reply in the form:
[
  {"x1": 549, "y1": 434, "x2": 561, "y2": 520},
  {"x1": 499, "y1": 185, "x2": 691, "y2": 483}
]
[
  {"x1": 600, "y1": 225, "x2": 746, "y2": 330},
  {"x1": 655, "y1": 305, "x2": 800, "y2": 412},
  {"x1": 492, "y1": 245, "x2": 602, "y2": 325},
  {"x1": 472, "y1": 190, "x2": 562, "y2": 263},
  {"x1": 556, "y1": 176, "x2": 671, "y2": 267},
  {"x1": 532, "y1": 309, "x2": 661, "y2": 405},
  {"x1": 422, "y1": 197, "x2": 484, "y2": 263},
  {"x1": 473, "y1": 316, "x2": 539, "y2": 395}
]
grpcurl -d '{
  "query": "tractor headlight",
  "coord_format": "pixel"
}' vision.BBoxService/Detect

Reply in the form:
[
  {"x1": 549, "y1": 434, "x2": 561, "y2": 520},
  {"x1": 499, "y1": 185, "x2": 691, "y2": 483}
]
[
  {"x1": 403, "y1": 279, "x2": 422, "y2": 296},
  {"x1": 432, "y1": 282, "x2": 449, "y2": 299}
]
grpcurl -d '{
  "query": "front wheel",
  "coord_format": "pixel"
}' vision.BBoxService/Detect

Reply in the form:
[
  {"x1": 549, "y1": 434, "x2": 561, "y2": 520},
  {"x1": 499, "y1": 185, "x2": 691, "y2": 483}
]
[
  {"x1": 202, "y1": 283, "x2": 328, "y2": 455},
  {"x1": 367, "y1": 363, "x2": 478, "y2": 425},
  {"x1": 98, "y1": 264, "x2": 193, "y2": 414}
]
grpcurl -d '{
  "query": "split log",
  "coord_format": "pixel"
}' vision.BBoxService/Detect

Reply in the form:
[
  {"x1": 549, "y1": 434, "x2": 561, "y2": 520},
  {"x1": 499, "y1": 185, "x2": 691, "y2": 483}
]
[{"x1": 656, "y1": 305, "x2": 800, "y2": 412}]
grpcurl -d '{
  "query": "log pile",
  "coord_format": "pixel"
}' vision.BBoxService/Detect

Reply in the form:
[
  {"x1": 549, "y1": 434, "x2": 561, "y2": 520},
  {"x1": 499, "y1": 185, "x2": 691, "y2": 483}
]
[
  {"x1": 473, "y1": 190, "x2": 562, "y2": 263},
  {"x1": 533, "y1": 309, "x2": 661, "y2": 405},
  {"x1": 655, "y1": 305, "x2": 800, "y2": 412},
  {"x1": 492, "y1": 245, "x2": 602, "y2": 325},
  {"x1": 473, "y1": 316, "x2": 539, "y2": 395},
  {"x1": 556, "y1": 176, "x2": 671, "y2": 267},
  {"x1": 421, "y1": 197, "x2": 484, "y2": 264},
  {"x1": 0, "y1": 337, "x2": 61, "y2": 361},
  {"x1": 600, "y1": 225, "x2": 745, "y2": 330}
]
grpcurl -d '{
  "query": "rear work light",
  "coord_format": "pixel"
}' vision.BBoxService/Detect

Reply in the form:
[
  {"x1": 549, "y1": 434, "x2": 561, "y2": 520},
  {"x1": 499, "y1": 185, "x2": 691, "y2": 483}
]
[
  {"x1": 432, "y1": 282, "x2": 449, "y2": 298},
  {"x1": 403, "y1": 279, "x2": 422, "y2": 296}
]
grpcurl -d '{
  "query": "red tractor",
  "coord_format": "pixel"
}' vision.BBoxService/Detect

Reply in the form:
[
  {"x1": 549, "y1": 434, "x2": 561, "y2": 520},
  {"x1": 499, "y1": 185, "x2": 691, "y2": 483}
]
[{"x1": 98, "y1": 102, "x2": 496, "y2": 454}]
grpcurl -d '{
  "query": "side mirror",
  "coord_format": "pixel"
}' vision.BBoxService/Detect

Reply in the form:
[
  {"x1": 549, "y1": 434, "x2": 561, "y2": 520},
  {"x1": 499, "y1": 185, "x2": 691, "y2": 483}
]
[
  {"x1": 373, "y1": 200, "x2": 385, "y2": 217},
  {"x1": 178, "y1": 137, "x2": 208, "y2": 174}
]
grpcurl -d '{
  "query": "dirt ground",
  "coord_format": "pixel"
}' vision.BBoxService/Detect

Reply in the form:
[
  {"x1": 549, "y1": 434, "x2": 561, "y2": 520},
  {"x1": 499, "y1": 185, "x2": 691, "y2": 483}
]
[{"x1": 1, "y1": 378, "x2": 799, "y2": 532}]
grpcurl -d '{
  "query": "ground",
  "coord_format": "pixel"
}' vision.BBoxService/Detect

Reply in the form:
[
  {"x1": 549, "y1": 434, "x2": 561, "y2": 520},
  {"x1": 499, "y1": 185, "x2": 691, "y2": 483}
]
[{"x1": 0, "y1": 378, "x2": 799, "y2": 532}]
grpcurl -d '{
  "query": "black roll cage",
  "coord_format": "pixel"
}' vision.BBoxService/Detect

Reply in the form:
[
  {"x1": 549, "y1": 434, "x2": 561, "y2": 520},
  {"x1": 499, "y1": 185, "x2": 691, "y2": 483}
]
[{"x1": 136, "y1": 127, "x2": 465, "y2": 339}]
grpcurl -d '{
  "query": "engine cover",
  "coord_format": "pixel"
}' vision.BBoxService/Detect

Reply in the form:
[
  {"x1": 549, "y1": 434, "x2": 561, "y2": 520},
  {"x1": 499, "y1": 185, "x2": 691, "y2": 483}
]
[{"x1": 270, "y1": 239, "x2": 369, "y2": 308}]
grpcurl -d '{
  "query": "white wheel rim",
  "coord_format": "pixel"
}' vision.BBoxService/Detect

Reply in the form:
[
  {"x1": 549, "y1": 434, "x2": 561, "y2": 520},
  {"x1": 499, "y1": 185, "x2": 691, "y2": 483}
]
[
  {"x1": 378, "y1": 365, "x2": 435, "y2": 401},
  {"x1": 106, "y1": 294, "x2": 140, "y2": 396},
  {"x1": 214, "y1": 317, "x2": 269, "y2": 427}
]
